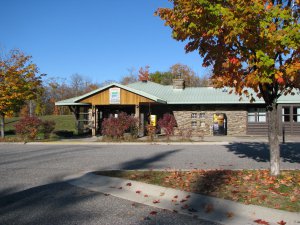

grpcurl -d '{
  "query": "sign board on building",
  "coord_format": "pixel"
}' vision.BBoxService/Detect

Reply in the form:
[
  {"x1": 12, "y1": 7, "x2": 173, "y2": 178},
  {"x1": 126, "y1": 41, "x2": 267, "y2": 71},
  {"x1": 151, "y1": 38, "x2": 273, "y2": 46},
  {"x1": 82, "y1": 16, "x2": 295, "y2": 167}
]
[
  {"x1": 109, "y1": 88, "x2": 120, "y2": 104},
  {"x1": 150, "y1": 115, "x2": 157, "y2": 126}
]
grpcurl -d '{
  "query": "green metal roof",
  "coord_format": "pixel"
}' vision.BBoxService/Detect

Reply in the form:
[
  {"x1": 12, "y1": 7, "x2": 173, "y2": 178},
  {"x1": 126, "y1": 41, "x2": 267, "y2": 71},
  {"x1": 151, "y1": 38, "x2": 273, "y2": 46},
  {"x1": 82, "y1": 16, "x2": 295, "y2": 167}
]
[
  {"x1": 128, "y1": 81, "x2": 300, "y2": 104},
  {"x1": 55, "y1": 96, "x2": 91, "y2": 106},
  {"x1": 55, "y1": 81, "x2": 300, "y2": 106}
]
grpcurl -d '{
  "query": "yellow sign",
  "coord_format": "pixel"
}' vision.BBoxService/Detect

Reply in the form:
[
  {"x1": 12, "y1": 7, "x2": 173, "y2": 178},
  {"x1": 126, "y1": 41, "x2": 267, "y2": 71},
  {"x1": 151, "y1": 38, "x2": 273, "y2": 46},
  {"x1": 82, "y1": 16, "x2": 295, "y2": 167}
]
[{"x1": 150, "y1": 115, "x2": 157, "y2": 126}]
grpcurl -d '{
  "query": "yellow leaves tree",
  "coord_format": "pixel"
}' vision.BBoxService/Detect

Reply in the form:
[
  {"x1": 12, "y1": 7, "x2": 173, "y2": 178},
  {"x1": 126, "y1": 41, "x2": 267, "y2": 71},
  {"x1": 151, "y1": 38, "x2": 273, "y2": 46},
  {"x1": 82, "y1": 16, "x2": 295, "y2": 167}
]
[
  {"x1": 0, "y1": 49, "x2": 43, "y2": 138},
  {"x1": 156, "y1": 0, "x2": 300, "y2": 176}
]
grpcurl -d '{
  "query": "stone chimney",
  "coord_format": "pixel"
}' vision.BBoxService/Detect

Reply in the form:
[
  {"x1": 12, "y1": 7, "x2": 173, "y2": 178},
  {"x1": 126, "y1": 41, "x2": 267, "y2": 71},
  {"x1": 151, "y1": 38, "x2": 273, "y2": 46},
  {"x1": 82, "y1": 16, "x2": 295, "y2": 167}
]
[{"x1": 173, "y1": 78, "x2": 185, "y2": 90}]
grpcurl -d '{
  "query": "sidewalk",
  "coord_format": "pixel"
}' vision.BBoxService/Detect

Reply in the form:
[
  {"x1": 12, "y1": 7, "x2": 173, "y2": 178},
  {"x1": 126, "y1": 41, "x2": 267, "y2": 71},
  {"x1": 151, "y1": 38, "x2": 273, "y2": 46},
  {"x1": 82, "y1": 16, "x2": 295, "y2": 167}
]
[
  {"x1": 12, "y1": 134, "x2": 299, "y2": 145},
  {"x1": 65, "y1": 172, "x2": 300, "y2": 225}
]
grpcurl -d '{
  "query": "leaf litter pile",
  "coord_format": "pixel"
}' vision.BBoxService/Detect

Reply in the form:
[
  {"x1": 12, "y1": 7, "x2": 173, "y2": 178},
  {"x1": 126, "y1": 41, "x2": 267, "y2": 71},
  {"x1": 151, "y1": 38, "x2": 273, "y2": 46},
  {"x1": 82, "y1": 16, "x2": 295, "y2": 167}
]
[{"x1": 97, "y1": 169, "x2": 300, "y2": 212}]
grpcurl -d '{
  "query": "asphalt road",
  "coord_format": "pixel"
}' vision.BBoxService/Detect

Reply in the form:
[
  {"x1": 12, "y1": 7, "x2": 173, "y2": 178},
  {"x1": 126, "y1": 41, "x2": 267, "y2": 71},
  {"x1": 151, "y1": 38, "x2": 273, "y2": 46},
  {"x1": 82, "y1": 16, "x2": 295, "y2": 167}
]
[{"x1": 0, "y1": 143, "x2": 299, "y2": 225}]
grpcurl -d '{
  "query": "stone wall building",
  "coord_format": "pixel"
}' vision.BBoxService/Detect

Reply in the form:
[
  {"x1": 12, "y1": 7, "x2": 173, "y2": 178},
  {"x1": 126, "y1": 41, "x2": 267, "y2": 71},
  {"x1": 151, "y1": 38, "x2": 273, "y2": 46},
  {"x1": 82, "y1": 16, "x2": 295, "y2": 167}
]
[{"x1": 56, "y1": 80, "x2": 300, "y2": 137}]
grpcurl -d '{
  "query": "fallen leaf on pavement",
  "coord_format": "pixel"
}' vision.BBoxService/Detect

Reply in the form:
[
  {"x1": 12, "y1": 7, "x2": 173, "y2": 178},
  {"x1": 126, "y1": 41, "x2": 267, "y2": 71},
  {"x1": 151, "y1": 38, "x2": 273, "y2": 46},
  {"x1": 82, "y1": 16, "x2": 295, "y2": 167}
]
[
  {"x1": 277, "y1": 220, "x2": 286, "y2": 225},
  {"x1": 153, "y1": 200, "x2": 160, "y2": 204},
  {"x1": 181, "y1": 204, "x2": 189, "y2": 209},
  {"x1": 149, "y1": 211, "x2": 157, "y2": 215},
  {"x1": 126, "y1": 182, "x2": 132, "y2": 186},
  {"x1": 254, "y1": 219, "x2": 270, "y2": 225},
  {"x1": 204, "y1": 204, "x2": 214, "y2": 213},
  {"x1": 136, "y1": 190, "x2": 141, "y2": 194},
  {"x1": 226, "y1": 212, "x2": 234, "y2": 218}
]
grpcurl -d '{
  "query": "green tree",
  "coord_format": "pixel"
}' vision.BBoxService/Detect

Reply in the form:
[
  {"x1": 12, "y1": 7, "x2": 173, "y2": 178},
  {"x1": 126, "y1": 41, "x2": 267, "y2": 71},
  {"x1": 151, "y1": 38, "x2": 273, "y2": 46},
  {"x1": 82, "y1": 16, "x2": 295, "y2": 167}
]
[
  {"x1": 0, "y1": 49, "x2": 43, "y2": 138},
  {"x1": 156, "y1": 0, "x2": 300, "y2": 175},
  {"x1": 150, "y1": 71, "x2": 173, "y2": 85},
  {"x1": 170, "y1": 63, "x2": 203, "y2": 87}
]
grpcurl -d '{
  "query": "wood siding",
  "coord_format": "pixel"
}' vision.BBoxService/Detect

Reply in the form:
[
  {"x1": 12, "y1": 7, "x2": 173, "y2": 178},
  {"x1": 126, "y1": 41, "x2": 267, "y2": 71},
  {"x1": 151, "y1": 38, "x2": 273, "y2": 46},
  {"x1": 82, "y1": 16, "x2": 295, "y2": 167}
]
[
  {"x1": 79, "y1": 87, "x2": 154, "y2": 105},
  {"x1": 247, "y1": 123, "x2": 268, "y2": 135}
]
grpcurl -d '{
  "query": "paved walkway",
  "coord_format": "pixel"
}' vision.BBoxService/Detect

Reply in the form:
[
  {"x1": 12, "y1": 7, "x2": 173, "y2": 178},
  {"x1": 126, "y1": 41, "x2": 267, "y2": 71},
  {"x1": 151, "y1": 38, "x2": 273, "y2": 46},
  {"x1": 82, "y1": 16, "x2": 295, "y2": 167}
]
[
  {"x1": 66, "y1": 172, "x2": 300, "y2": 225},
  {"x1": 44, "y1": 135, "x2": 300, "y2": 144}
]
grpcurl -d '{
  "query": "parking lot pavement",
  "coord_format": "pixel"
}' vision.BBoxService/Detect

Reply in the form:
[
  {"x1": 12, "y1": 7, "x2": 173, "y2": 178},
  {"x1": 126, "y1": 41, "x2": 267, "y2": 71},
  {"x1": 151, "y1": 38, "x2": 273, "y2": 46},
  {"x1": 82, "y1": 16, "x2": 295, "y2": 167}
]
[
  {"x1": 0, "y1": 143, "x2": 299, "y2": 225},
  {"x1": 0, "y1": 182, "x2": 220, "y2": 225}
]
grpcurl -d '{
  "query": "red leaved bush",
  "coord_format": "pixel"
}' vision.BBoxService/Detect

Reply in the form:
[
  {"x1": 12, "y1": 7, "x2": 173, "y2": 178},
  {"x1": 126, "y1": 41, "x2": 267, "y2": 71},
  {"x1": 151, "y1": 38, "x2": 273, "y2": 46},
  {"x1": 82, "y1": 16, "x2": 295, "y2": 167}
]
[
  {"x1": 40, "y1": 120, "x2": 56, "y2": 139},
  {"x1": 14, "y1": 116, "x2": 42, "y2": 140},
  {"x1": 101, "y1": 112, "x2": 137, "y2": 139},
  {"x1": 158, "y1": 113, "x2": 177, "y2": 139}
]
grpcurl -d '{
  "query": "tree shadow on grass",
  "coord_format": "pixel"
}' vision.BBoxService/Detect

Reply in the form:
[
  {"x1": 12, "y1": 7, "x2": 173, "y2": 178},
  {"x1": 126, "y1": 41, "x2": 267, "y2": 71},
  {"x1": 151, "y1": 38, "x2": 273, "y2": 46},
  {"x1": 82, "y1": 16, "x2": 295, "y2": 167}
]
[{"x1": 225, "y1": 142, "x2": 300, "y2": 164}]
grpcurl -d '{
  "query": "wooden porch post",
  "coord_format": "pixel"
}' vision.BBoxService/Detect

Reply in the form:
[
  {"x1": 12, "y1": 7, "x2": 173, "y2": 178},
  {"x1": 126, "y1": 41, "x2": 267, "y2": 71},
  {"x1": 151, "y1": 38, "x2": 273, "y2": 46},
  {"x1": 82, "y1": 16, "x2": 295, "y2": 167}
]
[
  {"x1": 92, "y1": 106, "x2": 97, "y2": 137},
  {"x1": 135, "y1": 104, "x2": 140, "y2": 136}
]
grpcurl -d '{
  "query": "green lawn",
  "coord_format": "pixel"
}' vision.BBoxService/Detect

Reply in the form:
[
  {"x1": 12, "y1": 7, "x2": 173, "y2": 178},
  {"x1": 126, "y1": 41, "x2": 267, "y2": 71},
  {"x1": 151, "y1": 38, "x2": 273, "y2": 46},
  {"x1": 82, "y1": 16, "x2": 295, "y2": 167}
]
[{"x1": 4, "y1": 115, "x2": 76, "y2": 137}]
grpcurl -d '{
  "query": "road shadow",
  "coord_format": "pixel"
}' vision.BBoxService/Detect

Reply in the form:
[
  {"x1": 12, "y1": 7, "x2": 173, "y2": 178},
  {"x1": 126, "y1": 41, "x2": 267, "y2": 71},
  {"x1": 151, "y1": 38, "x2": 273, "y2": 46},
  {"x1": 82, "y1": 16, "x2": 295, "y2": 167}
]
[
  {"x1": 118, "y1": 149, "x2": 182, "y2": 170},
  {"x1": 225, "y1": 142, "x2": 300, "y2": 163},
  {"x1": 0, "y1": 147, "x2": 230, "y2": 224},
  {"x1": 0, "y1": 182, "x2": 103, "y2": 225}
]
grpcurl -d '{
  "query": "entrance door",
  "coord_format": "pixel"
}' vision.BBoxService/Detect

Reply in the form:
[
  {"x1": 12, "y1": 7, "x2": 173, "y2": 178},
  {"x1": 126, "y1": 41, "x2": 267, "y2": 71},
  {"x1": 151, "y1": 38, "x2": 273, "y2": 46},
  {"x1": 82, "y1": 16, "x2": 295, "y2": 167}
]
[
  {"x1": 281, "y1": 105, "x2": 300, "y2": 135},
  {"x1": 213, "y1": 113, "x2": 227, "y2": 136}
]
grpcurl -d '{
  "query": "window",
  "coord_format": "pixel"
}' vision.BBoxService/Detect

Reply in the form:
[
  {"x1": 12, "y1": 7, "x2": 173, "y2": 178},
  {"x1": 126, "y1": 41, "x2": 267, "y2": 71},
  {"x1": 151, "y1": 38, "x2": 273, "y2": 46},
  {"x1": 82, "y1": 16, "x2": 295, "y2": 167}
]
[
  {"x1": 293, "y1": 107, "x2": 300, "y2": 123},
  {"x1": 191, "y1": 113, "x2": 197, "y2": 118},
  {"x1": 248, "y1": 108, "x2": 256, "y2": 122},
  {"x1": 199, "y1": 113, "x2": 205, "y2": 119},
  {"x1": 257, "y1": 108, "x2": 266, "y2": 122},
  {"x1": 282, "y1": 107, "x2": 290, "y2": 122},
  {"x1": 200, "y1": 122, "x2": 206, "y2": 127},
  {"x1": 248, "y1": 108, "x2": 266, "y2": 123},
  {"x1": 191, "y1": 121, "x2": 197, "y2": 128}
]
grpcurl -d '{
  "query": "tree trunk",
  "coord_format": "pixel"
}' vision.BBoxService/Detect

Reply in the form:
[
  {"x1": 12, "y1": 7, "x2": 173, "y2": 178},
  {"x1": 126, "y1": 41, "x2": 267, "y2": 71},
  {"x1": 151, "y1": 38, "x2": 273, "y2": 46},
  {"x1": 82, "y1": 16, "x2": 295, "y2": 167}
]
[
  {"x1": 268, "y1": 102, "x2": 280, "y2": 176},
  {"x1": 0, "y1": 113, "x2": 5, "y2": 138}
]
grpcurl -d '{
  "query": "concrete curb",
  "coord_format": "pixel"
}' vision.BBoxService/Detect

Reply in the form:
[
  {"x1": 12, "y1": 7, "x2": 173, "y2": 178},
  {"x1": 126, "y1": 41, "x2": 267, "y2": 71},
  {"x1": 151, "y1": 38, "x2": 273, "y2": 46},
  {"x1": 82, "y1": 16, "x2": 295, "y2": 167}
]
[
  {"x1": 0, "y1": 141, "x2": 232, "y2": 145},
  {"x1": 64, "y1": 172, "x2": 300, "y2": 225}
]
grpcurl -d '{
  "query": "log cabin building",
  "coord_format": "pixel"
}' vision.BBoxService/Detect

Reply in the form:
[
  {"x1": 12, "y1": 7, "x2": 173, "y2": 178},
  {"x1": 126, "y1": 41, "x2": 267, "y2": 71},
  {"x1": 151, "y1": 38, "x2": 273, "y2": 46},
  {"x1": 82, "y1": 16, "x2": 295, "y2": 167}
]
[{"x1": 55, "y1": 79, "x2": 300, "y2": 137}]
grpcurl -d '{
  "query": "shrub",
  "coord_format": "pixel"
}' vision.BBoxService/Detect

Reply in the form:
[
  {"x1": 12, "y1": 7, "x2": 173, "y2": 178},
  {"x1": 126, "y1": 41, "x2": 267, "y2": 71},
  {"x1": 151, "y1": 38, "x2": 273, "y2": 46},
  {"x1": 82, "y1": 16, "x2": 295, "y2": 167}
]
[
  {"x1": 146, "y1": 125, "x2": 156, "y2": 141},
  {"x1": 40, "y1": 120, "x2": 56, "y2": 139},
  {"x1": 101, "y1": 112, "x2": 138, "y2": 139},
  {"x1": 178, "y1": 128, "x2": 192, "y2": 141},
  {"x1": 14, "y1": 116, "x2": 42, "y2": 141},
  {"x1": 157, "y1": 113, "x2": 177, "y2": 140}
]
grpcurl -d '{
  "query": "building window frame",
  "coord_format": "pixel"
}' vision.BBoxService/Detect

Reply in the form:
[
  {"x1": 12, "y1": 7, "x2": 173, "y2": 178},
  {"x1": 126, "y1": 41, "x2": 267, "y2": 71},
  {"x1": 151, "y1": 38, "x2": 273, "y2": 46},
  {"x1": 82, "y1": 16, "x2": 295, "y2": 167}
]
[
  {"x1": 191, "y1": 121, "x2": 197, "y2": 128},
  {"x1": 282, "y1": 106, "x2": 291, "y2": 122},
  {"x1": 248, "y1": 108, "x2": 267, "y2": 123},
  {"x1": 292, "y1": 106, "x2": 300, "y2": 123},
  {"x1": 191, "y1": 113, "x2": 197, "y2": 119},
  {"x1": 199, "y1": 112, "x2": 205, "y2": 119}
]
